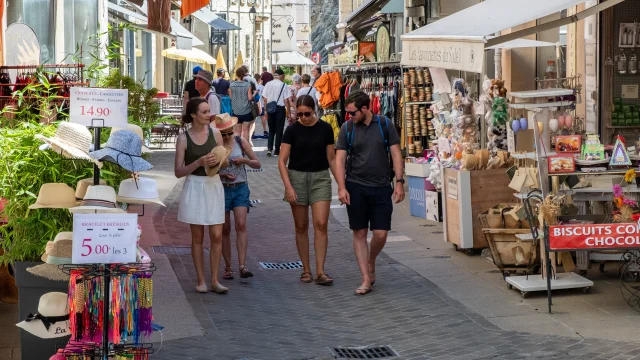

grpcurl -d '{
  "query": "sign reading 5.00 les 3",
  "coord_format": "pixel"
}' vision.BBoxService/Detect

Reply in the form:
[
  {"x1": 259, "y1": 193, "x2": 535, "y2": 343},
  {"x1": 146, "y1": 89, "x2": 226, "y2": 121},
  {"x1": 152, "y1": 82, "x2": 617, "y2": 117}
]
[
  {"x1": 549, "y1": 221, "x2": 640, "y2": 250},
  {"x1": 69, "y1": 87, "x2": 128, "y2": 128},
  {"x1": 72, "y1": 214, "x2": 138, "y2": 264}
]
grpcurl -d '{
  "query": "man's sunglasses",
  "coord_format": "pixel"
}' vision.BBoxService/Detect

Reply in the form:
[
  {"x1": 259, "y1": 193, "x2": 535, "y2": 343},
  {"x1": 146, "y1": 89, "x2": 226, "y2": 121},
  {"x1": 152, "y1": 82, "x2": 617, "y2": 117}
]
[
  {"x1": 346, "y1": 109, "x2": 360, "y2": 116},
  {"x1": 296, "y1": 112, "x2": 314, "y2": 118}
]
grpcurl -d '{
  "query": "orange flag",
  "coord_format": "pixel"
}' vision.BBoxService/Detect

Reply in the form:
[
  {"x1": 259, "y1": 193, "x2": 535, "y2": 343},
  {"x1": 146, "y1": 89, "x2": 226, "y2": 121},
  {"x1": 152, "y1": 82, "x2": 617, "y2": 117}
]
[{"x1": 180, "y1": 0, "x2": 209, "y2": 18}]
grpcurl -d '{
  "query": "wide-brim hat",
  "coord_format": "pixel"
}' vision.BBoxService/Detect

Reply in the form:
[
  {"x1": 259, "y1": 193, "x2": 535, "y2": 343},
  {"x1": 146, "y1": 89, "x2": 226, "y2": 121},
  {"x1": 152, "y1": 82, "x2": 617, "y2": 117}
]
[
  {"x1": 42, "y1": 232, "x2": 73, "y2": 262},
  {"x1": 102, "y1": 124, "x2": 152, "y2": 154},
  {"x1": 29, "y1": 183, "x2": 79, "y2": 209},
  {"x1": 89, "y1": 130, "x2": 152, "y2": 172},
  {"x1": 69, "y1": 185, "x2": 125, "y2": 214},
  {"x1": 35, "y1": 122, "x2": 102, "y2": 168},
  {"x1": 28, "y1": 240, "x2": 73, "y2": 282},
  {"x1": 16, "y1": 292, "x2": 70, "y2": 338},
  {"x1": 205, "y1": 146, "x2": 231, "y2": 177},
  {"x1": 195, "y1": 69, "x2": 213, "y2": 85},
  {"x1": 214, "y1": 114, "x2": 238, "y2": 132},
  {"x1": 116, "y1": 177, "x2": 165, "y2": 206},
  {"x1": 75, "y1": 178, "x2": 107, "y2": 200}
]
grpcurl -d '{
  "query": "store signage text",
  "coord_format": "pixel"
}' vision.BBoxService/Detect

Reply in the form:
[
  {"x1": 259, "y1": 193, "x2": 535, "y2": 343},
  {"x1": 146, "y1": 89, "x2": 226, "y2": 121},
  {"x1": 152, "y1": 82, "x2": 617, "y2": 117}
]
[
  {"x1": 329, "y1": 52, "x2": 401, "y2": 66},
  {"x1": 70, "y1": 87, "x2": 128, "y2": 128},
  {"x1": 72, "y1": 214, "x2": 138, "y2": 264},
  {"x1": 549, "y1": 221, "x2": 640, "y2": 250},
  {"x1": 401, "y1": 40, "x2": 484, "y2": 73}
]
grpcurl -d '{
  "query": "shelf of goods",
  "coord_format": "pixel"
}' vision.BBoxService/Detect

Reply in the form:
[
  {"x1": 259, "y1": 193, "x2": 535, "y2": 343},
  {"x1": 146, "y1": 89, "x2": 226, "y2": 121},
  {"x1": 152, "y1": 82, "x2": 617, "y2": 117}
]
[{"x1": 402, "y1": 67, "x2": 434, "y2": 156}]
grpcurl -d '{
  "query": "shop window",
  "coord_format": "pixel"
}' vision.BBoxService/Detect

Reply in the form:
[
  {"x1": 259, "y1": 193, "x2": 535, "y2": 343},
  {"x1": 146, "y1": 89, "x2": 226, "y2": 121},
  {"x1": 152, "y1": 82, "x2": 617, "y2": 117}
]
[
  {"x1": 6, "y1": 0, "x2": 56, "y2": 64},
  {"x1": 63, "y1": 0, "x2": 99, "y2": 65},
  {"x1": 536, "y1": 13, "x2": 567, "y2": 83}
]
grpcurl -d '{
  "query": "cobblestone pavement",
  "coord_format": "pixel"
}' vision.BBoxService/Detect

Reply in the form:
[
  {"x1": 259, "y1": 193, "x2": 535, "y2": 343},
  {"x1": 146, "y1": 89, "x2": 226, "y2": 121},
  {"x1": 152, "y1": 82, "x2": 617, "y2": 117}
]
[{"x1": 150, "y1": 133, "x2": 640, "y2": 360}]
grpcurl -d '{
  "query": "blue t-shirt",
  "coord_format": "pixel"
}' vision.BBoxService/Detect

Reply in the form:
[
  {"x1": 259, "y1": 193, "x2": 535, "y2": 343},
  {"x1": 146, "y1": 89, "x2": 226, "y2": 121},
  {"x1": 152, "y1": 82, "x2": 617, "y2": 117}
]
[{"x1": 212, "y1": 78, "x2": 230, "y2": 96}]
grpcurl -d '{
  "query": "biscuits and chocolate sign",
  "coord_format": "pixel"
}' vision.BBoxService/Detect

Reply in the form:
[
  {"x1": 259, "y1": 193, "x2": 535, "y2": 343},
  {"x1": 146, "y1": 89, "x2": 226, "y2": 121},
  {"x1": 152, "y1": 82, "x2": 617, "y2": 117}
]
[
  {"x1": 400, "y1": 40, "x2": 484, "y2": 73},
  {"x1": 549, "y1": 222, "x2": 640, "y2": 250}
]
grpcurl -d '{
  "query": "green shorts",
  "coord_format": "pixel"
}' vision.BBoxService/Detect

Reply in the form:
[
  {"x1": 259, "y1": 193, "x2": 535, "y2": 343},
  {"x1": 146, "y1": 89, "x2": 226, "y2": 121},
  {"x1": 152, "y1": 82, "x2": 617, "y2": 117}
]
[{"x1": 286, "y1": 169, "x2": 332, "y2": 206}]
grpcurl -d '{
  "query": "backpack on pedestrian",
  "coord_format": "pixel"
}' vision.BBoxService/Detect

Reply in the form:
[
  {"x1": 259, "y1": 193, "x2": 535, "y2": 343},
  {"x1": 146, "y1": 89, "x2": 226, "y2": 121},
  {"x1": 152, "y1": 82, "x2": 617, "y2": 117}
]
[
  {"x1": 346, "y1": 115, "x2": 395, "y2": 183},
  {"x1": 220, "y1": 96, "x2": 232, "y2": 114}
]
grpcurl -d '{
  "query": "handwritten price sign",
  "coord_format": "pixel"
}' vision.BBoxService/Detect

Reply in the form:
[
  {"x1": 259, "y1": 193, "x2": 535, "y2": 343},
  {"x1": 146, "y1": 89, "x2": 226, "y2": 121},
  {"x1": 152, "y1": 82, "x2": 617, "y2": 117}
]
[
  {"x1": 72, "y1": 214, "x2": 138, "y2": 264},
  {"x1": 70, "y1": 87, "x2": 128, "y2": 128}
]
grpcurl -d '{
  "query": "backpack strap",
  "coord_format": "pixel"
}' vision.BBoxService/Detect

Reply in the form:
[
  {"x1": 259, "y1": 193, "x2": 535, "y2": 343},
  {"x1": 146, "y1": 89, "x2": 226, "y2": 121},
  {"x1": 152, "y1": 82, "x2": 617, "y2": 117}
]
[
  {"x1": 376, "y1": 115, "x2": 390, "y2": 153},
  {"x1": 234, "y1": 136, "x2": 245, "y2": 157},
  {"x1": 346, "y1": 120, "x2": 355, "y2": 155}
]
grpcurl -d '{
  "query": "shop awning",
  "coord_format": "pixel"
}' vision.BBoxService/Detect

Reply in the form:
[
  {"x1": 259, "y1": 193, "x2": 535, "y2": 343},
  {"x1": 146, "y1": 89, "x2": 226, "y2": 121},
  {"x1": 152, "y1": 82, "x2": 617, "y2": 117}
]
[
  {"x1": 486, "y1": 39, "x2": 557, "y2": 50},
  {"x1": 273, "y1": 51, "x2": 315, "y2": 66},
  {"x1": 111, "y1": 1, "x2": 205, "y2": 49},
  {"x1": 161, "y1": 47, "x2": 216, "y2": 64},
  {"x1": 344, "y1": 0, "x2": 391, "y2": 40},
  {"x1": 192, "y1": 9, "x2": 241, "y2": 30},
  {"x1": 401, "y1": 0, "x2": 625, "y2": 72}
]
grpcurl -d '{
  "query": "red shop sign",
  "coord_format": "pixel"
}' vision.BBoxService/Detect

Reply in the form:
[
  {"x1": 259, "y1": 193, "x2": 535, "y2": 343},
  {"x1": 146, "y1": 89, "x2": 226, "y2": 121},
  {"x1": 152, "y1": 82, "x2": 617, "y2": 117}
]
[{"x1": 549, "y1": 222, "x2": 640, "y2": 250}]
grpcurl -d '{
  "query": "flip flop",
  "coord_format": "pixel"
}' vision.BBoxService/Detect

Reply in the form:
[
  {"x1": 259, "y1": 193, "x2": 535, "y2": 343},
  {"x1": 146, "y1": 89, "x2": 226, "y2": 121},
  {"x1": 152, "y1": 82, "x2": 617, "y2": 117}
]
[
  {"x1": 315, "y1": 273, "x2": 334, "y2": 286},
  {"x1": 355, "y1": 286, "x2": 372, "y2": 296}
]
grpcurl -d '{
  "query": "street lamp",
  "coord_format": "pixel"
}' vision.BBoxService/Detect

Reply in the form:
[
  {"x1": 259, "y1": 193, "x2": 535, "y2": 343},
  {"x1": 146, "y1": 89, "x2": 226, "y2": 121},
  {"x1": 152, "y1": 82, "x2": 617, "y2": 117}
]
[
  {"x1": 287, "y1": 24, "x2": 294, "y2": 39},
  {"x1": 249, "y1": 6, "x2": 256, "y2": 23}
]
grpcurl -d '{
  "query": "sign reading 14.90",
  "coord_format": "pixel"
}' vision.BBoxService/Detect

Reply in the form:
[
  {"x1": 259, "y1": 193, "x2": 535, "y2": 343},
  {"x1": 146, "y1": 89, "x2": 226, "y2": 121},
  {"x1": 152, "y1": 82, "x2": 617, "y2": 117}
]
[
  {"x1": 69, "y1": 87, "x2": 128, "y2": 128},
  {"x1": 72, "y1": 214, "x2": 138, "y2": 264}
]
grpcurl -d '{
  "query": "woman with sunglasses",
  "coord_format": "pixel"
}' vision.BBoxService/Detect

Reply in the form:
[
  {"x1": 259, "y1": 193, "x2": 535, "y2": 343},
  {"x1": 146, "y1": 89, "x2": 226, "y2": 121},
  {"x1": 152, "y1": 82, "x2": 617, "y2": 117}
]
[
  {"x1": 215, "y1": 114, "x2": 261, "y2": 280},
  {"x1": 278, "y1": 95, "x2": 338, "y2": 285}
]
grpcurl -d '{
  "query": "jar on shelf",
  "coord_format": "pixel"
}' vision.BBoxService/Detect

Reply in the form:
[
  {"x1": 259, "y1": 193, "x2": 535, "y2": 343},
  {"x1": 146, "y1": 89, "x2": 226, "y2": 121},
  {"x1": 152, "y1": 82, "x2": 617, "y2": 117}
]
[
  {"x1": 545, "y1": 60, "x2": 557, "y2": 80},
  {"x1": 630, "y1": 50, "x2": 638, "y2": 74},
  {"x1": 618, "y1": 49, "x2": 627, "y2": 75}
]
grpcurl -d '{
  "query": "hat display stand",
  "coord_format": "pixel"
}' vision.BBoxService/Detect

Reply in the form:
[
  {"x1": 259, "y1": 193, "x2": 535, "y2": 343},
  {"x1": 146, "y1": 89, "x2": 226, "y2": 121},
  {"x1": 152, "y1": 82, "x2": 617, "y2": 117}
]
[{"x1": 28, "y1": 118, "x2": 157, "y2": 360}]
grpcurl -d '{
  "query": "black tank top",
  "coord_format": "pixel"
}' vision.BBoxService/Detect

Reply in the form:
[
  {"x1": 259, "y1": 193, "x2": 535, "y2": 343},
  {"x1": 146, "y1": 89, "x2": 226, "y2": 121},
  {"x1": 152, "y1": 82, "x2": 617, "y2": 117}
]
[{"x1": 184, "y1": 126, "x2": 217, "y2": 176}]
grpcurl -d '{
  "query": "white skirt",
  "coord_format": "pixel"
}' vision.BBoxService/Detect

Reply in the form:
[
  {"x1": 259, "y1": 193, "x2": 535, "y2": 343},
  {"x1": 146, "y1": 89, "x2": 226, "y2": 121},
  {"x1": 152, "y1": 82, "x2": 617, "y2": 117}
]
[{"x1": 178, "y1": 174, "x2": 225, "y2": 225}]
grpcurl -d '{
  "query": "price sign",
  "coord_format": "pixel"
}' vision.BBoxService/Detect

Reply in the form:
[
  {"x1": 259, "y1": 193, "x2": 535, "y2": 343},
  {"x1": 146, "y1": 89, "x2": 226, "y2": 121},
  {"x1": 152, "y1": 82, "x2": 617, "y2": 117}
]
[
  {"x1": 72, "y1": 213, "x2": 138, "y2": 264},
  {"x1": 70, "y1": 87, "x2": 128, "y2": 128}
]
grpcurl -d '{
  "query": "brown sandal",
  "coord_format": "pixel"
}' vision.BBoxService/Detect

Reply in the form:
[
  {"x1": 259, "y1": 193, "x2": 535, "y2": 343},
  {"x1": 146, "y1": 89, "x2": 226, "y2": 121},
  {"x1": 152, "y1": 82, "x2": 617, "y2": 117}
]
[
  {"x1": 223, "y1": 266, "x2": 234, "y2": 280},
  {"x1": 315, "y1": 273, "x2": 334, "y2": 286},
  {"x1": 300, "y1": 272, "x2": 313, "y2": 283}
]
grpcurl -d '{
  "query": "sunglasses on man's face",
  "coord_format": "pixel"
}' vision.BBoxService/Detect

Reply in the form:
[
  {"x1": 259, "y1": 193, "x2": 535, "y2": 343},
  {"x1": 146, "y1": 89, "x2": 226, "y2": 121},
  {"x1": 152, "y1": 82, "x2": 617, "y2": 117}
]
[
  {"x1": 346, "y1": 109, "x2": 360, "y2": 116},
  {"x1": 296, "y1": 112, "x2": 314, "y2": 118}
]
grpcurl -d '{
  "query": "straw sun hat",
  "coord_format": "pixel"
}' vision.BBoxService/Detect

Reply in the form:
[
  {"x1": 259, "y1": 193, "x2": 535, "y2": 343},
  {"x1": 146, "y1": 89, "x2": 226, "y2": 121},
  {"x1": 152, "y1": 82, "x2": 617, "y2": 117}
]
[
  {"x1": 75, "y1": 178, "x2": 106, "y2": 200},
  {"x1": 29, "y1": 183, "x2": 79, "y2": 210},
  {"x1": 27, "y1": 240, "x2": 72, "y2": 282},
  {"x1": 89, "y1": 130, "x2": 152, "y2": 172},
  {"x1": 70, "y1": 185, "x2": 125, "y2": 214},
  {"x1": 42, "y1": 232, "x2": 73, "y2": 262},
  {"x1": 205, "y1": 146, "x2": 231, "y2": 177},
  {"x1": 214, "y1": 113, "x2": 238, "y2": 132},
  {"x1": 16, "y1": 292, "x2": 70, "y2": 339},
  {"x1": 35, "y1": 122, "x2": 102, "y2": 168}
]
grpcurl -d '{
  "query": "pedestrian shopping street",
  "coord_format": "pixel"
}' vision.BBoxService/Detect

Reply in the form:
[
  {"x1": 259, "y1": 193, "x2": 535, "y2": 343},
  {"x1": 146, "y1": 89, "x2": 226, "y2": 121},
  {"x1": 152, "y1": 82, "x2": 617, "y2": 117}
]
[{"x1": 108, "y1": 133, "x2": 640, "y2": 360}]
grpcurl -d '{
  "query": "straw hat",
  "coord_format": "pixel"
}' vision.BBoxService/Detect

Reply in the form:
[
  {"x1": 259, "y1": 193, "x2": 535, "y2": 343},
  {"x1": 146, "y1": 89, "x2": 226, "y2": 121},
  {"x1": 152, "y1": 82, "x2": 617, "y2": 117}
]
[
  {"x1": 214, "y1": 114, "x2": 238, "y2": 132},
  {"x1": 75, "y1": 178, "x2": 106, "y2": 200},
  {"x1": 69, "y1": 185, "x2": 125, "y2": 214},
  {"x1": 116, "y1": 177, "x2": 165, "y2": 206},
  {"x1": 205, "y1": 146, "x2": 231, "y2": 176},
  {"x1": 27, "y1": 240, "x2": 72, "y2": 282},
  {"x1": 35, "y1": 122, "x2": 102, "y2": 168},
  {"x1": 29, "y1": 183, "x2": 79, "y2": 209},
  {"x1": 42, "y1": 232, "x2": 73, "y2": 262},
  {"x1": 16, "y1": 292, "x2": 70, "y2": 339},
  {"x1": 89, "y1": 130, "x2": 152, "y2": 172},
  {"x1": 103, "y1": 124, "x2": 152, "y2": 154}
]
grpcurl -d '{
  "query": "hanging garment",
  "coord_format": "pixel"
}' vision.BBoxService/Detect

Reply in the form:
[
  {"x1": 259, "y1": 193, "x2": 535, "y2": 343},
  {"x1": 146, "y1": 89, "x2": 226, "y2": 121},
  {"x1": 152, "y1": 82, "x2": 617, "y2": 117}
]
[
  {"x1": 179, "y1": 0, "x2": 209, "y2": 19},
  {"x1": 314, "y1": 72, "x2": 342, "y2": 109},
  {"x1": 147, "y1": 0, "x2": 171, "y2": 33},
  {"x1": 321, "y1": 113, "x2": 341, "y2": 142}
]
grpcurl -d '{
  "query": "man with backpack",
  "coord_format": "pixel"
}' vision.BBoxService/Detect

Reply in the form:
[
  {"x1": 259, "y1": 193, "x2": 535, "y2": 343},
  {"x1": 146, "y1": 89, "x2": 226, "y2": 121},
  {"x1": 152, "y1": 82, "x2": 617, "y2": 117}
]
[
  {"x1": 335, "y1": 90, "x2": 405, "y2": 296},
  {"x1": 194, "y1": 69, "x2": 221, "y2": 118}
]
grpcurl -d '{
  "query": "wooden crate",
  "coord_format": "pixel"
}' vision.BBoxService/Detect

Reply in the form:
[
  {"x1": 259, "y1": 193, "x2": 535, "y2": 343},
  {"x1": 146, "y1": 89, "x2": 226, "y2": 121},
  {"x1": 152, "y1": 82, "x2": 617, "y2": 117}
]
[{"x1": 442, "y1": 168, "x2": 514, "y2": 249}]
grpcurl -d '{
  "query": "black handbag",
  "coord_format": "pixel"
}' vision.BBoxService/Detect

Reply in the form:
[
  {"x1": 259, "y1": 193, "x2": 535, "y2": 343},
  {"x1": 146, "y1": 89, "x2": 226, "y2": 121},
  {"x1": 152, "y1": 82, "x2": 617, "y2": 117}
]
[
  {"x1": 250, "y1": 101, "x2": 260, "y2": 118},
  {"x1": 266, "y1": 83, "x2": 286, "y2": 114}
]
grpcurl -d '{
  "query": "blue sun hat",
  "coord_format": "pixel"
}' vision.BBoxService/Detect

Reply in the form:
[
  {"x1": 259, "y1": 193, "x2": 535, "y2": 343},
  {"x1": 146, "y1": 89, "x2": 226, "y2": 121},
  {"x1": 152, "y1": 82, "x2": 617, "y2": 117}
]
[{"x1": 89, "y1": 130, "x2": 152, "y2": 172}]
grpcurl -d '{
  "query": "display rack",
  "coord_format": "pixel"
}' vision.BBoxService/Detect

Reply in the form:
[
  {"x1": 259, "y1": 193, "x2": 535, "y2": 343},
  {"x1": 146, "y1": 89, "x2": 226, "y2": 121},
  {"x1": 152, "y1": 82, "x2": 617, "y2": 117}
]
[{"x1": 400, "y1": 66, "x2": 434, "y2": 155}]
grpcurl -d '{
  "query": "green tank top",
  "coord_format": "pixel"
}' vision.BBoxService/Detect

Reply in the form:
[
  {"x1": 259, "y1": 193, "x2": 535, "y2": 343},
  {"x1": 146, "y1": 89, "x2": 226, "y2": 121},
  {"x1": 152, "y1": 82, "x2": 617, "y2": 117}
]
[{"x1": 185, "y1": 127, "x2": 217, "y2": 176}]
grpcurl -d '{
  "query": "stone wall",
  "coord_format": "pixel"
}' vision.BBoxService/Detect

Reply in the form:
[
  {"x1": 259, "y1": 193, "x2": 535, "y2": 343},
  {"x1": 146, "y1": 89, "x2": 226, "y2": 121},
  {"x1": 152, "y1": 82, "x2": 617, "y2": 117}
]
[{"x1": 310, "y1": 0, "x2": 338, "y2": 64}]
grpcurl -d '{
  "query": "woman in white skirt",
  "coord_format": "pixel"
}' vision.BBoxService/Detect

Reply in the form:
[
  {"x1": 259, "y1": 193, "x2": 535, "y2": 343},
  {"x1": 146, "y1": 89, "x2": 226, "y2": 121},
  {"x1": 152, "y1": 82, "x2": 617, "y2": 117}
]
[{"x1": 175, "y1": 97, "x2": 228, "y2": 294}]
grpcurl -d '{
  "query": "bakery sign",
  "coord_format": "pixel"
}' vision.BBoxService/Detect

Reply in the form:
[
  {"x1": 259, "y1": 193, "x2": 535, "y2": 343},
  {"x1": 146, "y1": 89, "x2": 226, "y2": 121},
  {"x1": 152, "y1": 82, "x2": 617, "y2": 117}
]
[
  {"x1": 549, "y1": 221, "x2": 640, "y2": 250},
  {"x1": 400, "y1": 39, "x2": 484, "y2": 73}
]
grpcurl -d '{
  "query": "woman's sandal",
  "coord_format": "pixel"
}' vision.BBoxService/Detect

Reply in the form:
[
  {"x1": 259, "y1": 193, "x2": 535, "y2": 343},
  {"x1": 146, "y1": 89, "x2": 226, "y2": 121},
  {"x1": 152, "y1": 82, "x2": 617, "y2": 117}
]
[
  {"x1": 315, "y1": 273, "x2": 334, "y2": 286},
  {"x1": 195, "y1": 285, "x2": 209, "y2": 293},
  {"x1": 240, "y1": 266, "x2": 254, "y2": 279},
  {"x1": 211, "y1": 283, "x2": 229, "y2": 294},
  {"x1": 355, "y1": 286, "x2": 372, "y2": 295},
  {"x1": 300, "y1": 272, "x2": 313, "y2": 283},
  {"x1": 223, "y1": 266, "x2": 234, "y2": 280}
]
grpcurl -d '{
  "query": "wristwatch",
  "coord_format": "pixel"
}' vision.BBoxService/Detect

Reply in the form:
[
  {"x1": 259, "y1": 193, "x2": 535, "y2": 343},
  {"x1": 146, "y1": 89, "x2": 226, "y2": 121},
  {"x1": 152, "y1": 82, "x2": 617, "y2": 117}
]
[{"x1": 396, "y1": 178, "x2": 405, "y2": 184}]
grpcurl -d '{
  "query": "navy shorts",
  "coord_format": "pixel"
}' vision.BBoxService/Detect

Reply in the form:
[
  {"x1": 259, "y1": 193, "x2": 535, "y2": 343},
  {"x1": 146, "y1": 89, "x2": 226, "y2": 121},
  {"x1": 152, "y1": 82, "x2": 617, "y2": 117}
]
[
  {"x1": 345, "y1": 181, "x2": 393, "y2": 231},
  {"x1": 236, "y1": 113, "x2": 254, "y2": 124},
  {"x1": 224, "y1": 182, "x2": 251, "y2": 212}
]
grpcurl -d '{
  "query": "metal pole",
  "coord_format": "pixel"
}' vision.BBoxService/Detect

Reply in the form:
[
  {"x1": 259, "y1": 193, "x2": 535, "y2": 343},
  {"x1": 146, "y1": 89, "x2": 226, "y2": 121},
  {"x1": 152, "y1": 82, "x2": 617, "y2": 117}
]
[
  {"x1": 545, "y1": 225, "x2": 553, "y2": 314},
  {"x1": 269, "y1": 4, "x2": 273, "y2": 70},
  {"x1": 102, "y1": 267, "x2": 110, "y2": 360},
  {"x1": 226, "y1": 0, "x2": 230, "y2": 67}
]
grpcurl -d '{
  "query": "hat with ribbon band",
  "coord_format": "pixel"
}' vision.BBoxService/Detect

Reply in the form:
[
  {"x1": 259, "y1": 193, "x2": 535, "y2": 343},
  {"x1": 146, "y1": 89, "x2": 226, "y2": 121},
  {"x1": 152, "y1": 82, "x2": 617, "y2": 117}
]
[
  {"x1": 27, "y1": 240, "x2": 72, "y2": 281},
  {"x1": 69, "y1": 185, "x2": 125, "y2": 214},
  {"x1": 16, "y1": 292, "x2": 70, "y2": 339},
  {"x1": 89, "y1": 130, "x2": 152, "y2": 172},
  {"x1": 75, "y1": 178, "x2": 106, "y2": 200}
]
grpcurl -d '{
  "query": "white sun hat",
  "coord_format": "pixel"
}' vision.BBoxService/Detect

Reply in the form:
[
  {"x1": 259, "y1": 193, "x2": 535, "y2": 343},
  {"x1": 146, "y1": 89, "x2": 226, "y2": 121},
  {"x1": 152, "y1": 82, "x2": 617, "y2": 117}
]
[
  {"x1": 35, "y1": 122, "x2": 102, "y2": 168},
  {"x1": 69, "y1": 185, "x2": 125, "y2": 214},
  {"x1": 116, "y1": 177, "x2": 165, "y2": 206},
  {"x1": 16, "y1": 292, "x2": 70, "y2": 339}
]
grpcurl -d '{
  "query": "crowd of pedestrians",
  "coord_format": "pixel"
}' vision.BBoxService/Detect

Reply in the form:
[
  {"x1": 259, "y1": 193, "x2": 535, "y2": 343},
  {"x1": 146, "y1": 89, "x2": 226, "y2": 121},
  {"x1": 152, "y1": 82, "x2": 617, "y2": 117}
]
[{"x1": 175, "y1": 64, "x2": 405, "y2": 296}]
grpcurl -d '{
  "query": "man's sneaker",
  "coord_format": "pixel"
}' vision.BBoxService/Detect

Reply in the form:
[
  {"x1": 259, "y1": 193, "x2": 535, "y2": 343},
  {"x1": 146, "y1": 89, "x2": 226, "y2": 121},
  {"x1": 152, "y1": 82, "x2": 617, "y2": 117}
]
[
  {"x1": 266, "y1": 150, "x2": 272, "y2": 157},
  {"x1": 263, "y1": 131, "x2": 269, "y2": 138}
]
